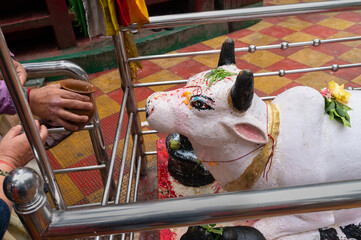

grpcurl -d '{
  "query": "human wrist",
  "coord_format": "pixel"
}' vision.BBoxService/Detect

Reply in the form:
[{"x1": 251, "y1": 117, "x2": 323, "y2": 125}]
[
  {"x1": 0, "y1": 161, "x2": 15, "y2": 174},
  {"x1": 27, "y1": 88, "x2": 31, "y2": 102},
  {"x1": 0, "y1": 169, "x2": 11, "y2": 177},
  {"x1": 28, "y1": 88, "x2": 36, "y2": 112},
  {"x1": 0, "y1": 156, "x2": 17, "y2": 170},
  {"x1": 23, "y1": 87, "x2": 30, "y2": 102},
  {"x1": 0, "y1": 159, "x2": 16, "y2": 169}
]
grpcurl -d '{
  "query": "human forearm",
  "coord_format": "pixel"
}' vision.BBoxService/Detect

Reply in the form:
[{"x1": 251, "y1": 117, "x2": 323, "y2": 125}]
[
  {"x1": 0, "y1": 162, "x2": 14, "y2": 211},
  {"x1": 0, "y1": 81, "x2": 16, "y2": 115}
]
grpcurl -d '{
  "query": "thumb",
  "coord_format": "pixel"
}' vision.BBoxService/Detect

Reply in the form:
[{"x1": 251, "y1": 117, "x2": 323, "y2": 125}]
[
  {"x1": 5, "y1": 125, "x2": 23, "y2": 138},
  {"x1": 39, "y1": 125, "x2": 48, "y2": 143}
]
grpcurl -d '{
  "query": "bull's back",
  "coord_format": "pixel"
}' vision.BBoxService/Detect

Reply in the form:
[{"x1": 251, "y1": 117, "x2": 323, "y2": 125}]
[{"x1": 270, "y1": 87, "x2": 361, "y2": 186}]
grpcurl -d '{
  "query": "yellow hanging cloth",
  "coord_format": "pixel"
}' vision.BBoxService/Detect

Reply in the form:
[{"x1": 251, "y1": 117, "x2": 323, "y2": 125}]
[
  {"x1": 99, "y1": 0, "x2": 119, "y2": 35},
  {"x1": 99, "y1": 0, "x2": 150, "y2": 79},
  {"x1": 124, "y1": 31, "x2": 143, "y2": 80}
]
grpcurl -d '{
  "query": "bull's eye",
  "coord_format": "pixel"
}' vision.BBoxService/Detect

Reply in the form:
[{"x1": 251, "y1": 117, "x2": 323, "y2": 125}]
[{"x1": 190, "y1": 95, "x2": 214, "y2": 111}]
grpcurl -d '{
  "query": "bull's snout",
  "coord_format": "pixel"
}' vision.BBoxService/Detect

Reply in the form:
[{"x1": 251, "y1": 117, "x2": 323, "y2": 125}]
[{"x1": 145, "y1": 101, "x2": 154, "y2": 119}]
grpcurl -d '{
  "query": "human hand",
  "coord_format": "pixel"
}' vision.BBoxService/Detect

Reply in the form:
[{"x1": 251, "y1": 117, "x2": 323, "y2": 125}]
[
  {"x1": 29, "y1": 84, "x2": 94, "y2": 131},
  {"x1": 13, "y1": 60, "x2": 27, "y2": 85},
  {"x1": 0, "y1": 120, "x2": 48, "y2": 168},
  {"x1": 0, "y1": 60, "x2": 27, "y2": 85}
]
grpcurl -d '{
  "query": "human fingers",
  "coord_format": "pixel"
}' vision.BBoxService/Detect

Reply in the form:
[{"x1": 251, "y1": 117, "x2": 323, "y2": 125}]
[
  {"x1": 52, "y1": 117, "x2": 80, "y2": 132},
  {"x1": 34, "y1": 120, "x2": 48, "y2": 142},
  {"x1": 60, "y1": 98, "x2": 93, "y2": 111},
  {"x1": 39, "y1": 125, "x2": 48, "y2": 143},
  {"x1": 35, "y1": 119, "x2": 40, "y2": 129},
  {"x1": 3, "y1": 125, "x2": 23, "y2": 139},
  {"x1": 57, "y1": 108, "x2": 89, "y2": 123},
  {"x1": 47, "y1": 83, "x2": 60, "y2": 88},
  {"x1": 60, "y1": 89, "x2": 91, "y2": 102}
]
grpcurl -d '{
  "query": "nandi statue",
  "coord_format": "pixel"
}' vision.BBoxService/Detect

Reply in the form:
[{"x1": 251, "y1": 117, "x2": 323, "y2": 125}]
[{"x1": 146, "y1": 38, "x2": 361, "y2": 240}]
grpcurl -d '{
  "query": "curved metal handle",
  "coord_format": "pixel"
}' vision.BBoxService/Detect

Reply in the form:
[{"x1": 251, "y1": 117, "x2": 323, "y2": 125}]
[{"x1": 23, "y1": 60, "x2": 88, "y2": 81}]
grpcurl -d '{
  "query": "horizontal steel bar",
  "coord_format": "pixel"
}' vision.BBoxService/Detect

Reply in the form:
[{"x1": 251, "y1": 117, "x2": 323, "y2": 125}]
[
  {"x1": 67, "y1": 201, "x2": 115, "y2": 209},
  {"x1": 54, "y1": 165, "x2": 106, "y2": 174},
  {"x1": 133, "y1": 79, "x2": 187, "y2": 88},
  {"x1": 121, "y1": 0, "x2": 361, "y2": 31},
  {"x1": 141, "y1": 130, "x2": 158, "y2": 135},
  {"x1": 134, "y1": 63, "x2": 361, "y2": 89},
  {"x1": 44, "y1": 179, "x2": 361, "y2": 239},
  {"x1": 47, "y1": 124, "x2": 94, "y2": 134},
  {"x1": 129, "y1": 36, "x2": 361, "y2": 62},
  {"x1": 254, "y1": 63, "x2": 361, "y2": 78},
  {"x1": 137, "y1": 108, "x2": 146, "y2": 112},
  {"x1": 144, "y1": 151, "x2": 157, "y2": 156}
]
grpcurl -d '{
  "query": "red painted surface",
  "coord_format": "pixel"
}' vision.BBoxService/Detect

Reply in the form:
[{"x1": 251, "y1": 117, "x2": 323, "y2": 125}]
[
  {"x1": 45, "y1": 0, "x2": 77, "y2": 49},
  {"x1": 157, "y1": 138, "x2": 178, "y2": 199},
  {"x1": 0, "y1": 12, "x2": 51, "y2": 33}
]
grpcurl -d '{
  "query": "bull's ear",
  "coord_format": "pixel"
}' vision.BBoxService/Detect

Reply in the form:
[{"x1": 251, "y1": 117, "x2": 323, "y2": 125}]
[{"x1": 233, "y1": 123, "x2": 267, "y2": 145}]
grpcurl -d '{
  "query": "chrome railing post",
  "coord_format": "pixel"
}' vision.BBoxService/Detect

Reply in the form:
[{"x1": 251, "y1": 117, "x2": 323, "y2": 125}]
[
  {"x1": 4, "y1": 168, "x2": 52, "y2": 239},
  {"x1": 0, "y1": 28, "x2": 66, "y2": 210},
  {"x1": 113, "y1": 33, "x2": 147, "y2": 175}
]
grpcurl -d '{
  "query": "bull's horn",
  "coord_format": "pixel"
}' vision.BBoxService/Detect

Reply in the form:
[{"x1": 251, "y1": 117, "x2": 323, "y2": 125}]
[
  {"x1": 230, "y1": 69, "x2": 254, "y2": 112},
  {"x1": 218, "y1": 38, "x2": 236, "y2": 67}
]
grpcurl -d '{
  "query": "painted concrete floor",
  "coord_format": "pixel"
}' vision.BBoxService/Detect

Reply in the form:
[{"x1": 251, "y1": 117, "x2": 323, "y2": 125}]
[{"x1": 36, "y1": 0, "x2": 361, "y2": 239}]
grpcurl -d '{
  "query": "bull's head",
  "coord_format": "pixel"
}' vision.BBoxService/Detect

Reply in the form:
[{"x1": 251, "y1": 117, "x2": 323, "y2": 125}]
[{"x1": 146, "y1": 38, "x2": 268, "y2": 157}]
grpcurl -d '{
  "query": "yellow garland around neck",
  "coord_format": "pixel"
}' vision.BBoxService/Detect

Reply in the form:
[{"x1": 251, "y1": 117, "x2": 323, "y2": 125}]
[{"x1": 224, "y1": 102, "x2": 280, "y2": 191}]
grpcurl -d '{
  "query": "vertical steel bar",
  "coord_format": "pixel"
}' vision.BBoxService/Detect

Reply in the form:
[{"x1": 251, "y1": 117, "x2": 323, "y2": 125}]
[
  {"x1": 0, "y1": 28, "x2": 66, "y2": 209},
  {"x1": 110, "y1": 133, "x2": 138, "y2": 240},
  {"x1": 78, "y1": 70, "x2": 116, "y2": 201},
  {"x1": 125, "y1": 134, "x2": 138, "y2": 203},
  {"x1": 129, "y1": 156, "x2": 142, "y2": 240},
  {"x1": 88, "y1": 108, "x2": 116, "y2": 199},
  {"x1": 114, "y1": 113, "x2": 134, "y2": 203},
  {"x1": 112, "y1": 33, "x2": 147, "y2": 175},
  {"x1": 107, "y1": 114, "x2": 134, "y2": 240},
  {"x1": 101, "y1": 88, "x2": 130, "y2": 204}
]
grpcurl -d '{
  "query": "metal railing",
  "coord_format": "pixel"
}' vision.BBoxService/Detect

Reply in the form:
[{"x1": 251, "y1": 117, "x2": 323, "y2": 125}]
[
  {"x1": 2, "y1": 0, "x2": 361, "y2": 239},
  {"x1": 23, "y1": 61, "x2": 114, "y2": 190}
]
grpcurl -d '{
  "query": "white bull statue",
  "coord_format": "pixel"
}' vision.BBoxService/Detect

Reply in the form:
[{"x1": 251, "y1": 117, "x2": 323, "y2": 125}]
[{"x1": 146, "y1": 38, "x2": 361, "y2": 240}]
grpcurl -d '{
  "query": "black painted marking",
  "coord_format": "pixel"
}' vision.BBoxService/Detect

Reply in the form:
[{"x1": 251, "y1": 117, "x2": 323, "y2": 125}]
[
  {"x1": 319, "y1": 227, "x2": 340, "y2": 240},
  {"x1": 341, "y1": 224, "x2": 361, "y2": 240}
]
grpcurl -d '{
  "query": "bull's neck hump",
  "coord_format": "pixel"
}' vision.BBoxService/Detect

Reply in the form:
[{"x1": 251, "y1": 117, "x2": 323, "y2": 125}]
[{"x1": 248, "y1": 95, "x2": 268, "y2": 124}]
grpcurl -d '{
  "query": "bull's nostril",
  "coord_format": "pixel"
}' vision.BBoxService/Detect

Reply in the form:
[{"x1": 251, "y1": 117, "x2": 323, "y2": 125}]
[
  {"x1": 145, "y1": 106, "x2": 154, "y2": 118},
  {"x1": 146, "y1": 107, "x2": 154, "y2": 118}
]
